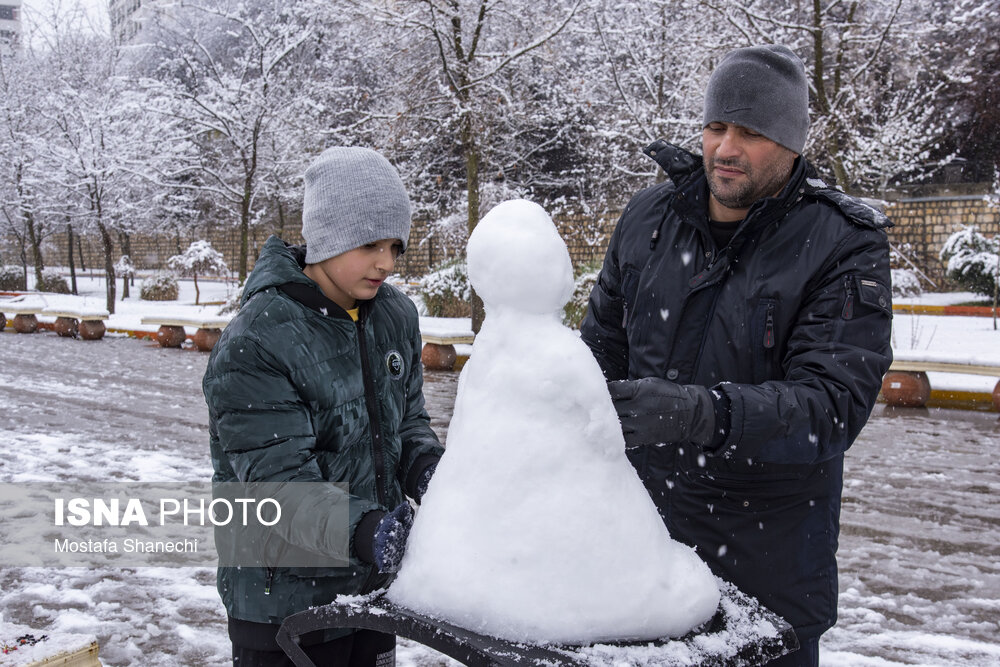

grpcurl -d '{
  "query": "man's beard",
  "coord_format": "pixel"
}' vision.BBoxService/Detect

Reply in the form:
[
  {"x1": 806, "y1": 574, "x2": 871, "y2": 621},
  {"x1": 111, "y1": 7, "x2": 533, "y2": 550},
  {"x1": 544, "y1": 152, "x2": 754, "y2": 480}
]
[{"x1": 705, "y1": 156, "x2": 794, "y2": 211}]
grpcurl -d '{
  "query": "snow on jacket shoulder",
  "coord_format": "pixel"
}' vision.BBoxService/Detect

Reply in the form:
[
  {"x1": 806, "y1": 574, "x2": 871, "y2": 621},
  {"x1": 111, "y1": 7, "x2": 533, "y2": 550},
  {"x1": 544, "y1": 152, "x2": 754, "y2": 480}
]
[{"x1": 203, "y1": 235, "x2": 443, "y2": 626}]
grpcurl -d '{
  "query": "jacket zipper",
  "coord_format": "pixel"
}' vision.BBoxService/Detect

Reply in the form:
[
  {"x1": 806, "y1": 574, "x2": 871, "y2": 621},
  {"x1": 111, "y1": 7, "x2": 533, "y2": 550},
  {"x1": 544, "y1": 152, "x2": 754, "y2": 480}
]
[
  {"x1": 264, "y1": 567, "x2": 274, "y2": 595},
  {"x1": 842, "y1": 276, "x2": 855, "y2": 320},
  {"x1": 763, "y1": 303, "x2": 776, "y2": 349},
  {"x1": 356, "y1": 315, "x2": 387, "y2": 506}
]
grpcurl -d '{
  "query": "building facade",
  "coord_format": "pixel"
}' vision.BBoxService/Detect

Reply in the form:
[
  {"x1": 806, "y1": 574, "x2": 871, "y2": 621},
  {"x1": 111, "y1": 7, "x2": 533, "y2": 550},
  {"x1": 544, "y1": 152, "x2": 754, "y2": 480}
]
[
  {"x1": 0, "y1": 0, "x2": 22, "y2": 54},
  {"x1": 108, "y1": 0, "x2": 155, "y2": 44}
]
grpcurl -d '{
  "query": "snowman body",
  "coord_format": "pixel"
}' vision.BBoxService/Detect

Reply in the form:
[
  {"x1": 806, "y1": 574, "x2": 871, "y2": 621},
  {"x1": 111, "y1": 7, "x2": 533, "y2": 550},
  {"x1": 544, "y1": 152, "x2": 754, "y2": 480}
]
[{"x1": 387, "y1": 200, "x2": 720, "y2": 644}]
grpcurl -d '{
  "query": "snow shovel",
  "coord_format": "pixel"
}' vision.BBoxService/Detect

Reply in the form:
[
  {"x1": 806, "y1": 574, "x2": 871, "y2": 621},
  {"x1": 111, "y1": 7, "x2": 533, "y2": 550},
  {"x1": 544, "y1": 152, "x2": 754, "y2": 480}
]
[{"x1": 275, "y1": 580, "x2": 799, "y2": 666}]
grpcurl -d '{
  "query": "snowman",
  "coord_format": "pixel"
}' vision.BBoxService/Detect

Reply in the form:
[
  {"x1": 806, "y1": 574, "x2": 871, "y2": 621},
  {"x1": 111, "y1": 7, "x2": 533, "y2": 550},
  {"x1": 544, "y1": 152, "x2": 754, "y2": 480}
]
[{"x1": 387, "y1": 199, "x2": 720, "y2": 645}]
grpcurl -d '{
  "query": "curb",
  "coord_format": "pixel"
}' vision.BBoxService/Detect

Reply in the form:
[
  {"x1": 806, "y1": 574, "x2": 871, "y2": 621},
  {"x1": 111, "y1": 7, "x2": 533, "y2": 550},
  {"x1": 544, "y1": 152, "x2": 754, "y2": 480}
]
[{"x1": 893, "y1": 304, "x2": 999, "y2": 317}]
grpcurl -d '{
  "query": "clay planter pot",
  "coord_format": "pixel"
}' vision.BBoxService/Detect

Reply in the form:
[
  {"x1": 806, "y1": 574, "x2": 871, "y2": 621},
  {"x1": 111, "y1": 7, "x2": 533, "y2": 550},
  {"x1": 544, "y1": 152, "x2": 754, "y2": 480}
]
[
  {"x1": 421, "y1": 342, "x2": 457, "y2": 371},
  {"x1": 12, "y1": 313, "x2": 38, "y2": 334},
  {"x1": 54, "y1": 316, "x2": 79, "y2": 338},
  {"x1": 881, "y1": 371, "x2": 931, "y2": 408},
  {"x1": 155, "y1": 324, "x2": 186, "y2": 348},
  {"x1": 78, "y1": 320, "x2": 106, "y2": 340},
  {"x1": 993, "y1": 380, "x2": 1000, "y2": 413},
  {"x1": 192, "y1": 327, "x2": 221, "y2": 352}
]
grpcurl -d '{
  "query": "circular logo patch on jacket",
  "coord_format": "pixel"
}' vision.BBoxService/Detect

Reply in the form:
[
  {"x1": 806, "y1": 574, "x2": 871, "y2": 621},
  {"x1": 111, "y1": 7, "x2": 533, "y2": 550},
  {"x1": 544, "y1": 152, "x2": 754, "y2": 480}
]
[{"x1": 385, "y1": 350, "x2": 405, "y2": 380}]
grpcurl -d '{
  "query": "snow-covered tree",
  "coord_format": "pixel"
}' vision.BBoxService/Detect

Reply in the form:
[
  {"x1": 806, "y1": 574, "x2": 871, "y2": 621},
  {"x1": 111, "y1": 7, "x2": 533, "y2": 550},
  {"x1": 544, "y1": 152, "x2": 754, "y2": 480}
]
[
  {"x1": 142, "y1": 0, "x2": 322, "y2": 283},
  {"x1": 0, "y1": 49, "x2": 49, "y2": 287},
  {"x1": 691, "y1": 0, "x2": 997, "y2": 194},
  {"x1": 939, "y1": 226, "x2": 999, "y2": 299},
  {"x1": 114, "y1": 254, "x2": 135, "y2": 300},
  {"x1": 32, "y1": 30, "x2": 184, "y2": 314},
  {"x1": 167, "y1": 239, "x2": 228, "y2": 305},
  {"x1": 351, "y1": 0, "x2": 583, "y2": 330}
]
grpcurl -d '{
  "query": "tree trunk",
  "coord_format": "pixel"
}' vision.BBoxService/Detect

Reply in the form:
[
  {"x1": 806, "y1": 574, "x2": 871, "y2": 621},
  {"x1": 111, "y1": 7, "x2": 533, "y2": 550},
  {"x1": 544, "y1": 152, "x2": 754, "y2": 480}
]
[
  {"x1": 96, "y1": 221, "x2": 116, "y2": 314},
  {"x1": 194, "y1": 272, "x2": 200, "y2": 305},
  {"x1": 77, "y1": 235, "x2": 86, "y2": 271},
  {"x1": 463, "y1": 116, "x2": 485, "y2": 333},
  {"x1": 25, "y1": 209, "x2": 44, "y2": 288},
  {"x1": 67, "y1": 222, "x2": 78, "y2": 295}
]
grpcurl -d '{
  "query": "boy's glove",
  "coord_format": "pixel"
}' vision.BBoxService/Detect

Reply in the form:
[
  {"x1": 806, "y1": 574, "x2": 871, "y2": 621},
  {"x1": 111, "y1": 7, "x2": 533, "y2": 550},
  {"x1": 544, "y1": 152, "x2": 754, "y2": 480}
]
[
  {"x1": 415, "y1": 462, "x2": 437, "y2": 503},
  {"x1": 607, "y1": 378, "x2": 717, "y2": 449},
  {"x1": 372, "y1": 502, "x2": 414, "y2": 574}
]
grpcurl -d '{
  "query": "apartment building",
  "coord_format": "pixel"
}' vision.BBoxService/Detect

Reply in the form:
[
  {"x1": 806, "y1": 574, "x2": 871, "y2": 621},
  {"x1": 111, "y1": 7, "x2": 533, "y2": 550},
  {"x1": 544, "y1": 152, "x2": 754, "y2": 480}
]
[{"x1": 0, "y1": 0, "x2": 22, "y2": 54}]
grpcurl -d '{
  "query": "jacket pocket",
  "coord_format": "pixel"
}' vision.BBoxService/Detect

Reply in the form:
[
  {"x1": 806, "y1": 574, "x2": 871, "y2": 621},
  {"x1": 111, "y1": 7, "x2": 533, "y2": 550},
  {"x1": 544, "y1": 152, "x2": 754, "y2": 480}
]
[
  {"x1": 751, "y1": 297, "x2": 779, "y2": 383},
  {"x1": 842, "y1": 275, "x2": 892, "y2": 320},
  {"x1": 684, "y1": 466, "x2": 808, "y2": 514}
]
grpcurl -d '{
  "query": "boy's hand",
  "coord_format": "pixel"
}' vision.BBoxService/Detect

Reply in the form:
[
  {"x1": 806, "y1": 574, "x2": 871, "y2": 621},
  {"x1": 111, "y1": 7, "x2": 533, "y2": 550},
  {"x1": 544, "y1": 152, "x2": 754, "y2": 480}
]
[
  {"x1": 415, "y1": 462, "x2": 437, "y2": 503},
  {"x1": 372, "y1": 502, "x2": 414, "y2": 574}
]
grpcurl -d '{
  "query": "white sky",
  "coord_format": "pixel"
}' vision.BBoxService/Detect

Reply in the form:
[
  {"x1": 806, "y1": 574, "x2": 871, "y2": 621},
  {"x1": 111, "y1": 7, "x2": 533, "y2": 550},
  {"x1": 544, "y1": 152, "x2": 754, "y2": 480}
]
[{"x1": 20, "y1": 0, "x2": 109, "y2": 46}]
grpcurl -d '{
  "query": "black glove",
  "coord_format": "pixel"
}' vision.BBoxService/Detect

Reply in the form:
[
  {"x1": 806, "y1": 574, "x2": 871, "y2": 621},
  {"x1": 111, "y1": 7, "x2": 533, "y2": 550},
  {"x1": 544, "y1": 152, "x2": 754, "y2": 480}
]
[
  {"x1": 607, "y1": 378, "x2": 717, "y2": 449},
  {"x1": 371, "y1": 502, "x2": 414, "y2": 574},
  {"x1": 415, "y1": 462, "x2": 437, "y2": 503}
]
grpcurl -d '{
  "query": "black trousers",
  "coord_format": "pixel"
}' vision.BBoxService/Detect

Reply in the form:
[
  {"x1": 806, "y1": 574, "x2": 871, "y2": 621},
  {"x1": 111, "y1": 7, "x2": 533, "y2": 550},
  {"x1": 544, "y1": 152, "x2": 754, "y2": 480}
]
[
  {"x1": 765, "y1": 636, "x2": 819, "y2": 667},
  {"x1": 229, "y1": 617, "x2": 395, "y2": 667}
]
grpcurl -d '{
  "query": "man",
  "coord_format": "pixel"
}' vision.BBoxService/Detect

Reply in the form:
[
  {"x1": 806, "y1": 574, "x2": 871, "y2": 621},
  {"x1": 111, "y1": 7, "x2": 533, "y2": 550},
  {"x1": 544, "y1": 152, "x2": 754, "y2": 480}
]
[{"x1": 580, "y1": 45, "x2": 893, "y2": 666}]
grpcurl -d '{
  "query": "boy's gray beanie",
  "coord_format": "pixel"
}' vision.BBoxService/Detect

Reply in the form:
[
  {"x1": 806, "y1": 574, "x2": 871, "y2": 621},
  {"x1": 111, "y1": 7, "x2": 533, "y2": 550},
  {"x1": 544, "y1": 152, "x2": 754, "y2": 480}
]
[
  {"x1": 703, "y1": 45, "x2": 810, "y2": 154},
  {"x1": 302, "y1": 146, "x2": 411, "y2": 264}
]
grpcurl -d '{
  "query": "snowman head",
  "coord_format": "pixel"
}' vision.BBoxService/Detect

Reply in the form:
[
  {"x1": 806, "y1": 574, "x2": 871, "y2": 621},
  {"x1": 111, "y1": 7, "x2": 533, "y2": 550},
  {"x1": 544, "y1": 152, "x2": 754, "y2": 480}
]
[{"x1": 467, "y1": 199, "x2": 575, "y2": 315}]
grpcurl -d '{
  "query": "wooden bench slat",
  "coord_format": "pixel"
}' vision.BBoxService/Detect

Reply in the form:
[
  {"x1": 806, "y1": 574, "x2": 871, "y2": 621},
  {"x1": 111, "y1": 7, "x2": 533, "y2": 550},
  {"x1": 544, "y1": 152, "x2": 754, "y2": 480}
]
[
  {"x1": 140, "y1": 316, "x2": 229, "y2": 329},
  {"x1": 889, "y1": 360, "x2": 1000, "y2": 377},
  {"x1": 421, "y1": 334, "x2": 475, "y2": 345},
  {"x1": 42, "y1": 311, "x2": 109, "y2": 320}
]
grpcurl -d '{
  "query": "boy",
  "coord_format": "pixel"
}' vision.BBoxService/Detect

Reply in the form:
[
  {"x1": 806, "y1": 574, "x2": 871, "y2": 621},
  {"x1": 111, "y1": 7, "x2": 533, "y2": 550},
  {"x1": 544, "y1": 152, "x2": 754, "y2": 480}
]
[{"x1": 203, "y1": 146, "x2": 443, "y2": 666}]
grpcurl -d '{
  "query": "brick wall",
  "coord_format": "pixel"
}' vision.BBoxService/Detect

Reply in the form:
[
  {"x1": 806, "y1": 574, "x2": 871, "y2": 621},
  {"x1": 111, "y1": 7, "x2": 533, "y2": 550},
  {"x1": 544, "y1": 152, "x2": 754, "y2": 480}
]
[
  {"x1": 27, "y1": 194, "x2": 1000, "y2": 286},
  {"x1": 885, "y1": 196, "x2": 999, "y2": 287}
]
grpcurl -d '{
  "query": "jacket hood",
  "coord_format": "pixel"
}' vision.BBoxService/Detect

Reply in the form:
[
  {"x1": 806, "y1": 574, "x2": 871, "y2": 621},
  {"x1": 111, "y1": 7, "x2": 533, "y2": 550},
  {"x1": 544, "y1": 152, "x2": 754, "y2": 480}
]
[{"x1": 241, "y1": 235, "x2": 314, "y2": 306}]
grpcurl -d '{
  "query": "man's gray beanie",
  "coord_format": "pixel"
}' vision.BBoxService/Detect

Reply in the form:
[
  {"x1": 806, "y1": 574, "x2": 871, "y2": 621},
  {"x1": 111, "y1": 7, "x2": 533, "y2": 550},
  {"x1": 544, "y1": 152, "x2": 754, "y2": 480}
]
[
  {"x1": 302, "y1": 146, "x2": 411, "y2": 264},
  {"x1": 703, "y1": 45, "x2": 810, "y2": 154}
]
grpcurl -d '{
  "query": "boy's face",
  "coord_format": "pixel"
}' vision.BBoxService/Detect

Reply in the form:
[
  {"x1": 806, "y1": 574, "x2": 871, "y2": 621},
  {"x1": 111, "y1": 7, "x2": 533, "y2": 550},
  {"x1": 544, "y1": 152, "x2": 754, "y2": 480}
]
[{"x1": 306, "y1": 238, "x2": 403, "y2": 311}]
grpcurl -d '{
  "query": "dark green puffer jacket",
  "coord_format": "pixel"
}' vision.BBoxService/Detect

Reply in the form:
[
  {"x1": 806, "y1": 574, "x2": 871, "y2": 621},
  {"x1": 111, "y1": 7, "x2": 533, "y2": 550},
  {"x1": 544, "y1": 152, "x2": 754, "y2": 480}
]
[{"x1": 203, "y1": 235, "x2": 443, "y2": 627}]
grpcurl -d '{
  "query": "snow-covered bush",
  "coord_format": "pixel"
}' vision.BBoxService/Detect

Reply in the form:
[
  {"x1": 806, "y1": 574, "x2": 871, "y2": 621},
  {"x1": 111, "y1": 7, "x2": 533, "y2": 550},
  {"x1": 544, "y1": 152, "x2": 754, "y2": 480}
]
[
  {"x1": 890, "y1": 268, "x2": 922, "y2": 298},
  {"x1": 37, "y1": 269, "x2": 70, "y2": 294},
  {"x1": 418, "y1": 258, "x2": 471, "y2": 318},
  {"x1": 217, "y1": 286, "x2": 244, "y2": 315},
  {"x1": 563, "y1": 260, "x2": 601, "y2": 329},
  {"x1": 167, "y1": 240, "x2": 229, "y2": 305},
  {"x1": 0, "y1": 265, "x2": 26, "y2": 291},
  {"x1": 939, "y1": 226, "x2": 1000, "y2": 298},
  {"x1": 115, "y1": 255, "x2": 135, "y2": 278},
  {"x1": 140, "y1": 272, "x2": 179, "y2": 301}
]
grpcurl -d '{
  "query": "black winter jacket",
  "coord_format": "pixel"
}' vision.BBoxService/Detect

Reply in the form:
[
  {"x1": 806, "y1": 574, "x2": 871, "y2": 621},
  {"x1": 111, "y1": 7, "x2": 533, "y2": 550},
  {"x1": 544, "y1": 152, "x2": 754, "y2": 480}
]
[{"x1": 580, "y1": 141, "x2": 893, "y2": 640}]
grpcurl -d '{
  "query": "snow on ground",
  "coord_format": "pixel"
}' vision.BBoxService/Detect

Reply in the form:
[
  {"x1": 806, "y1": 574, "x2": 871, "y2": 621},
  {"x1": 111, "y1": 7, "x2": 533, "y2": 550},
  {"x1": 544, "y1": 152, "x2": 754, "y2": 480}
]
[{"x1": 1, "y1": 275, "x2": 999, "y2": 665}]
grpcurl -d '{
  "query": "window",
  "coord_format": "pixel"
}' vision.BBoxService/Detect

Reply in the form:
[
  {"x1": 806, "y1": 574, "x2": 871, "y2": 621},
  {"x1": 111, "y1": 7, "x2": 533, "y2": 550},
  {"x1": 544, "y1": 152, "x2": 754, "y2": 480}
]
[{"x1": 0, "y1": 6, "x2": 16, "y2": 21}]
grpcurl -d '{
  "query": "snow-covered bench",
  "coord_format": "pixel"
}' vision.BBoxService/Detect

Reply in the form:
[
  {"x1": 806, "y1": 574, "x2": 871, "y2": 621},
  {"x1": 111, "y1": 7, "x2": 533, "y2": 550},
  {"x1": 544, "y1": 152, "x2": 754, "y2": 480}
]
[
  {"x1": 40, "y1": 308, "x2": 110, "y2": 340},
  {"x1": 140, "y1": 315, "x2": 230, "y2": 351},
  {"x1": 883, "y1": 351, "x2": 1000, "y2": 411},
  {"x1": 419, "y1": 318, "x2": 475, "y2": 371},
  {"x1": 0, "y1": 621, "x2": 100, "y2": 666},
  {"x1": 0, "y1": 302, "x2": 45, "y2": 334}
]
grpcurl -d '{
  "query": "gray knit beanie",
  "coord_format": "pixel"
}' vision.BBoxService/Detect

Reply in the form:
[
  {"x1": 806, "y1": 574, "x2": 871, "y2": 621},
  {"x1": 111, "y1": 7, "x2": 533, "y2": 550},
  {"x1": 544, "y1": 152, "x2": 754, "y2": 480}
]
[
  {"x1": 302, "y1": 146, "x2": 411, "y2": 264},
  {"x1": 703, "y1": 45, "x2": 810, "y2": 154}
]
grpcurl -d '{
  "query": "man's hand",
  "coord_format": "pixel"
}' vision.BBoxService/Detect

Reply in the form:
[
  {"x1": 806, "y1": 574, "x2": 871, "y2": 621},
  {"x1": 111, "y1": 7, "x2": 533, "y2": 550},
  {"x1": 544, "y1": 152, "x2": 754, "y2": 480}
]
[{"x1": 607, "y1": 378, "x2": 716, "y2": 449}]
